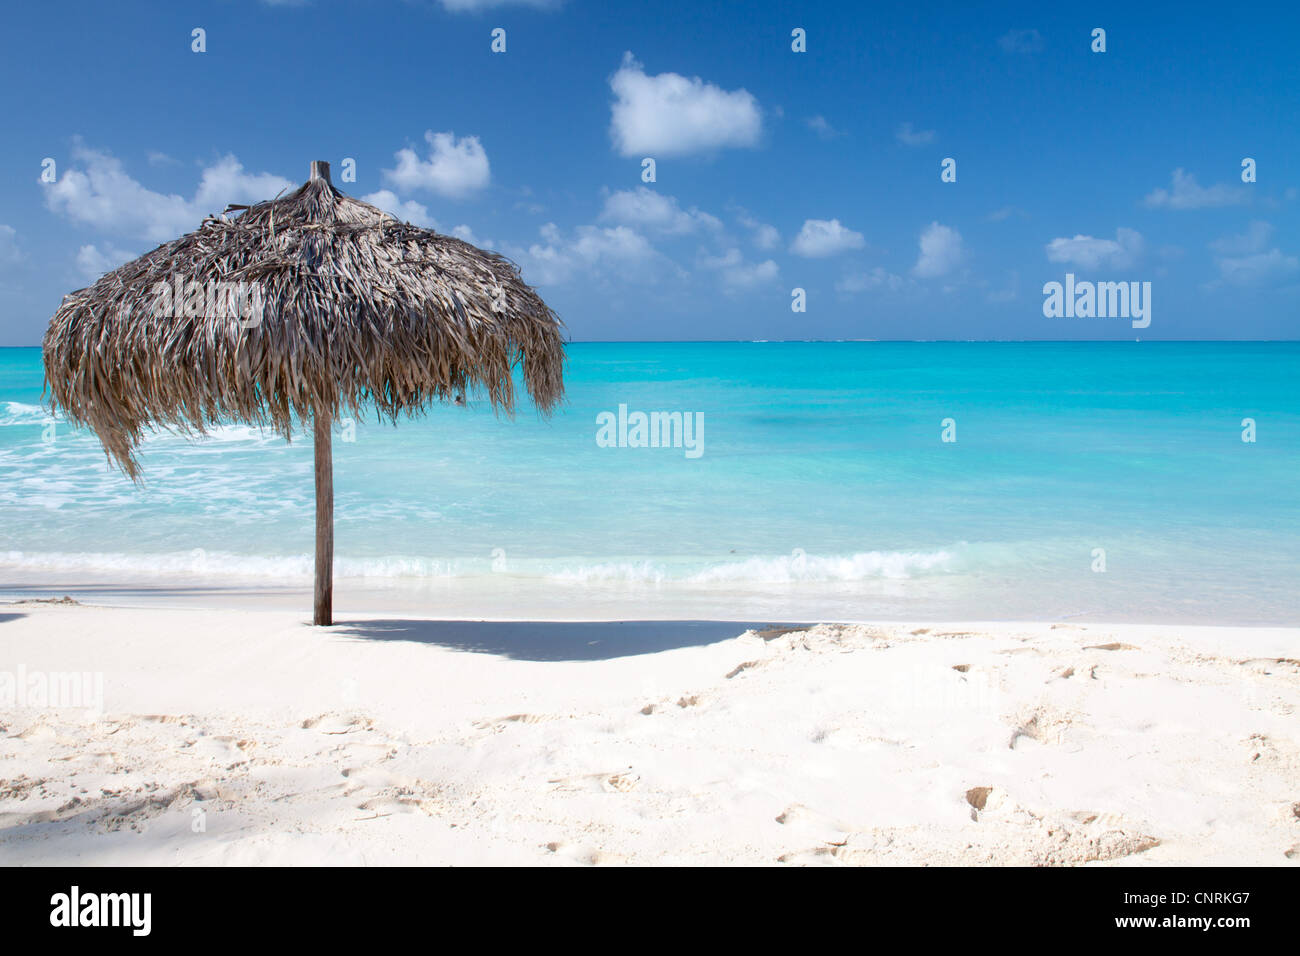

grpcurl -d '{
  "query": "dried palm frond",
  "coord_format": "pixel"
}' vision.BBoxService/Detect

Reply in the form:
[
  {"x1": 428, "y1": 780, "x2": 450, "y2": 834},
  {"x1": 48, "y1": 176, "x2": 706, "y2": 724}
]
[{"x1": 43, "y1": 161, "x2": 565, "y2": 478}]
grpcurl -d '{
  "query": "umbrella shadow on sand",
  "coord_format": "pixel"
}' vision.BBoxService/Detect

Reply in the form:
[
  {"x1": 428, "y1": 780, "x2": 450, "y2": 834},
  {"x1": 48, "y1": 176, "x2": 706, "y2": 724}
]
[{"x1": 331, "y1": 618, "x2": 806, "y2": 663}]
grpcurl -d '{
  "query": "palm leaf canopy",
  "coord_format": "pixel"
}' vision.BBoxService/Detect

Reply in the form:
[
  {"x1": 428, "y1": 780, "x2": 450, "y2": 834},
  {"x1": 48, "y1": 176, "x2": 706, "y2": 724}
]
[{"x1": 43, "y1": 161, "x2": 565, "y2": 478}]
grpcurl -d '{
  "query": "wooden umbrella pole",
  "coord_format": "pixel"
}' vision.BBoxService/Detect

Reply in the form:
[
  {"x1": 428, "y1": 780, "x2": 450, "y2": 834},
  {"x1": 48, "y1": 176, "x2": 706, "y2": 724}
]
[{"x1": 313, "y1": 406, "x2": 334, "y2": 625}]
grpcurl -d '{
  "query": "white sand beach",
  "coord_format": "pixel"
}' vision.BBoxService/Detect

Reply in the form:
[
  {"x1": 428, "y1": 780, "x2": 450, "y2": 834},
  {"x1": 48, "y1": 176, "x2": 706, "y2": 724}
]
[{"x1": 1, "y1": 601, "x2": 1297, "y2": 866}]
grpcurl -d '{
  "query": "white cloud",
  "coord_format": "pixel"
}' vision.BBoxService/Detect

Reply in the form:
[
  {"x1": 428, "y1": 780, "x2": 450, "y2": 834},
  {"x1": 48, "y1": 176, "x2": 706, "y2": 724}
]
[
  {"x1": 1214, "y1": 249, "x2": 1299, "y2": 286},
  {"x1": 609, "y1": 53, "x2": 762, "y2": 157},
  {"x1": 192, "y1": 156, "x2": 296, "y2": 211},
  {"x1": 998, "y1": 29, "x2": 1044, "y2": 53},
  {"x1": 751, "y1": 223, "x2": 779, "y2": 250},
  {"x1": 507, "y1": 221, "x2": 666, "y2": 286},
  {"x1": 806, "y1": 116, "x2": 842, "y2": 140},
  {"x1": 507, "y1": 185, "x2": 544, "y2": 216},
  {"x1": 600, "y1": 187, "x2": 721, "y2": 234},
  {"x1": 450, "y1": 224, "x2": 488, "y2": 246},
  {"x1": 1208, "y1": 220, "x2": 1272, "y2": 256},
  {"x1": 0, "y1": 225, "x2": 22, "y2": 267},
  {"x1": 75, "y1": 243, "x2": 136, "y2": 280},
  {"x1": 361, "y1": 190, "x2": 439, "y2": 229},
  {"x1": 697, "y1": 247, "x2": 778, "y2": 291},
  {"x1": 732, "y1": 209, "x2": 779, "y2": 250},
  {"x1": 1045, "y1": 227, "x2": 1144, "y2": 269},
  {"x1": 988, "y1": 205, "x2": 1027, "y2": 222},
  {"x1": 836, "y1": 267, "x2": 906, "y2": 295},
  {"x1": 383, "y1": 130, "x2": 490, "y2": 198},
  {"x1": 43, "y1": 143, "x2": 294, "y2": 242},
  {"x1": 895, "y1": 122, "x2": 936, "y2": 146},
  {"x1": 1143, "y1": 168, "x2": 1248, "y2": 210},
  {"x1": 1208, "y1": 223, "x2": 1297, "y2": 285},
  {"x1": 913, "y1": 222, "x2": 964, "y2": 278},
  {"x1": 790, "y1": 218, "x2": 865, "y2": 258},
  {"x1": 722, "y1": 258, "x2": 778, "y2": 290}
]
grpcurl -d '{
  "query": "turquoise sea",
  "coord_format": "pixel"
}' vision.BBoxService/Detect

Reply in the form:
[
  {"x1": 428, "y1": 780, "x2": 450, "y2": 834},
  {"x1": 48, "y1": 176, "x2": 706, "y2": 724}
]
[{"x1": 1, "y1": 342, "x2": 1296, "y2": 624}]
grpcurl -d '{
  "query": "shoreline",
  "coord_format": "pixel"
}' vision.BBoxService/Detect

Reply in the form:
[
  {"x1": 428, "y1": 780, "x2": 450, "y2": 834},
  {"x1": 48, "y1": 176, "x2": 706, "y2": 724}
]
[
  {"x1": 2, "y1": 602, "x2": 1297, "y2": 865},
  {"x1": 2, "y1": 572, "x2": 1294, "y2": 628}
]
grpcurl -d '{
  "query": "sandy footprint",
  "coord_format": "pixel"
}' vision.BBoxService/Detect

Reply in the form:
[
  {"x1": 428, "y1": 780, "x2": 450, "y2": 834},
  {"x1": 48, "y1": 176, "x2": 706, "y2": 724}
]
[
  {"x1": 8, "y1": 724, "x2": 59, "y2": 743},
  {"x1": 963, "y1": 786, "x2": 1040, "y2": 826},
  {"x1": 1008, "y1": 704, "x2": 1077, "y2": 750},
  {"x1": 811, "y1": 725, "x2": 904, "y2": 752},
  {"x1": 300, "y1": 713, "x2": 373, "y2": 735},
  {"x1": 725, "y1": 660, "x2": 766, "y2": 680},
  {"x1": 139, "y1": 714, "x2": 191, "y2": 726},
  {"x1": 340, "y1": 765, "x2": 410, "y2": 789},
  {"x1": 356, "y1": 788, "x2": 442, "y2": 818},
  {"x1": 97, "y1": 783, "x2": 201, "y2": 833},
  {"x1": 0, "y1": 776, "x2": 49, "y2": 801},
  {"x1": 781, "y1": 806, "x2": 1159, "y2": 866},
  {"x1": 546, "y1": 769, "x2": 641, "y2": 793},
  {"x1": 603, "y1": 771, "x2": 641, "y2": 793},
  {"x1": 776, "y1": 845, "x2": 840, "y2": 865},
  {"x1": 968, "y1": 789, "x2": 1159, "y2": 864},
  {"x1": 187, "y1": 735, "x2": 255, "y2": 766},
  {"x1": 1037, "y1": 824, "x2": 1160, "y2": 865},
  {"x1": 472, "y1": 713, "x2": 563, "y2": 733},
  {"x1": 775, "y1": 803, "x2": 856, "y2": 845},
  {"x1": 542, "y1": 840, "x2": 630, "y2": 865},
  {"x1": 323, "y1": 742, "x2": 396, "y2": 775}
]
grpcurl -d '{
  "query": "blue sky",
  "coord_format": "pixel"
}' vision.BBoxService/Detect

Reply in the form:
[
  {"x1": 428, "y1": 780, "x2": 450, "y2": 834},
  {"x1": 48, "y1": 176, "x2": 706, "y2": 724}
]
[{"x1": 1, "y1": 0, "x2": 1296, "y2": 344}]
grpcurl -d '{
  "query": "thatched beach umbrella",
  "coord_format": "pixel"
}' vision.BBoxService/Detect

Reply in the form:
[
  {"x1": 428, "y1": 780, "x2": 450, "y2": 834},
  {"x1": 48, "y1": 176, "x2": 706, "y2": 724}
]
[{"x1": 43, "y1": 161, "x2": 565, "y2": 625}]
